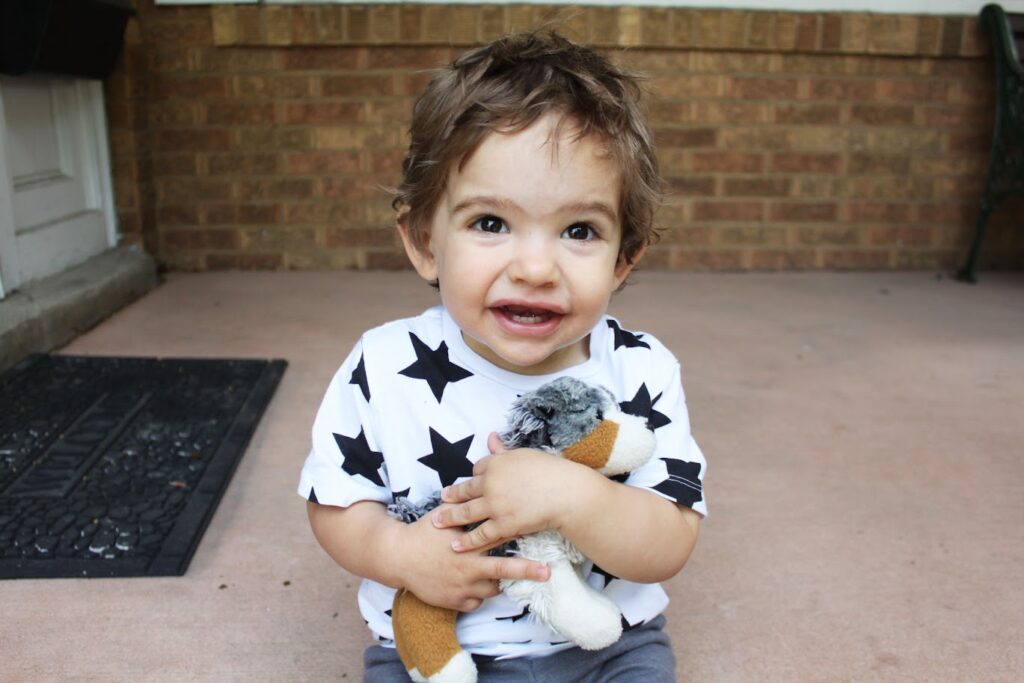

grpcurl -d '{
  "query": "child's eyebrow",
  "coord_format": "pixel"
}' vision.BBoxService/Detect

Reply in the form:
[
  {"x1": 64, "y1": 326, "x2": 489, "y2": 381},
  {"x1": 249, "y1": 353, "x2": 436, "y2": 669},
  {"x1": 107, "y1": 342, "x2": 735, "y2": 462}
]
[{"x1": 452, "y1": 196, "x2": 619, "y2": 224}]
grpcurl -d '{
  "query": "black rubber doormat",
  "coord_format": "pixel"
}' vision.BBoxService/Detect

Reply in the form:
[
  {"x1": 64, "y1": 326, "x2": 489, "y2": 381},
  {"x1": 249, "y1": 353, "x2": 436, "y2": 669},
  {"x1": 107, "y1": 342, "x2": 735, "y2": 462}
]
[{"x1": 0, "y1": 354, "x2": 286, "y2": 579}]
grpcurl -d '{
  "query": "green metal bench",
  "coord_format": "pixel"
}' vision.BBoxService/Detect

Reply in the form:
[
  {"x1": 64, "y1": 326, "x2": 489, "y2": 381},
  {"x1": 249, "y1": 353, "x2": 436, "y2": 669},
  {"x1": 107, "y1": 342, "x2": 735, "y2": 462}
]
[{"x1": 958, "y1": 4, "x2": 1024, "y2": 283}]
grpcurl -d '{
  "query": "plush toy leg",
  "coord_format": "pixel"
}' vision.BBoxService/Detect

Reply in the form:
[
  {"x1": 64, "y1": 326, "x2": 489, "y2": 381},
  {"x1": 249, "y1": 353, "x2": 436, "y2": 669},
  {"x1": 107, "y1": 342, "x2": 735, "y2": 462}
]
[
  {"x1": 392, "y1": 589, "x2": 477, "y2": 683},
  {"x1": 517, "y1": 559, "x2": 623, "y2": 650}
]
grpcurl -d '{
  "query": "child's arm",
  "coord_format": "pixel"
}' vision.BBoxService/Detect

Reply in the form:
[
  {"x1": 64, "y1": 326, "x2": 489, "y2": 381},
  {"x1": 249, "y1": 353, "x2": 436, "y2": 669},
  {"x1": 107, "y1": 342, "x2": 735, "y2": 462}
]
[
  {"x1": 307, "y1": 498, "x2": 551, "y2": 612},
  {"x1": 434, "y1": 434, "x2": 699, "y2": 584}
]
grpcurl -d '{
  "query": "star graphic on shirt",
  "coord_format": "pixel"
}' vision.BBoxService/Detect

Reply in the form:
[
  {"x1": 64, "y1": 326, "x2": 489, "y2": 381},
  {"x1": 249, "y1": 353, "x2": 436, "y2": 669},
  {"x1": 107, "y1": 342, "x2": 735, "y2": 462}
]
[
  {"x1": 590, "y1": 564, "x2": 619, "y2": 589},
  {"x1": 619, "y1": 383, "x2": 672, "y2": 430},
  {"x1": 334, "y1": 429, "x2": 385, "y2": 486},
  {"x1": 417, "y1": 428, "x2": 475, "y2": 488},
  {"x1": 652, "y1": 458, "x2": 703, "y2": 508},
  {"x1": 307, "y1": 487, "x2": 319, "y2": 504},
  {"x1": 349, "y1": 353, "x2": 370, "y2": 401},
  {"x1": 496, "y1": 606, "x2": 531, "y2": 623},
  {"x1": 607, "y1": 319, "x2": 650, "y2": 350},
  {"x1": 398, "y1": 333, "x2": 473, "y2": 402}
]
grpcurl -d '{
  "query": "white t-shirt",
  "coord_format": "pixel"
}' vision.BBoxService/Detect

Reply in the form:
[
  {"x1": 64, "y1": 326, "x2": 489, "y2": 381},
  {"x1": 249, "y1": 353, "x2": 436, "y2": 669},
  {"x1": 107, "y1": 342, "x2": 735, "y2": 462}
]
[{"x1": 299, "y1": 306, "x2": 707, "y2": 660}]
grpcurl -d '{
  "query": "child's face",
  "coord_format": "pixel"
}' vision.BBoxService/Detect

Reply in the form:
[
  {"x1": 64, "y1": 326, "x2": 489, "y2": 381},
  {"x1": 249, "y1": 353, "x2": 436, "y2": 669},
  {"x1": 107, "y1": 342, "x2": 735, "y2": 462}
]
[{"x1": 401, "y1": 114, "x2": 638, "y2": 375}]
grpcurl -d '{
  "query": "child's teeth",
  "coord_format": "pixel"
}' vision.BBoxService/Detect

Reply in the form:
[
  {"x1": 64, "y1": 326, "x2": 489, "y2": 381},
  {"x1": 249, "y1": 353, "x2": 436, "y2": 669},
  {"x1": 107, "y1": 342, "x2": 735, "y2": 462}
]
[{"x1": 505, "y1": 307, "x2": 551, "y2": 323}]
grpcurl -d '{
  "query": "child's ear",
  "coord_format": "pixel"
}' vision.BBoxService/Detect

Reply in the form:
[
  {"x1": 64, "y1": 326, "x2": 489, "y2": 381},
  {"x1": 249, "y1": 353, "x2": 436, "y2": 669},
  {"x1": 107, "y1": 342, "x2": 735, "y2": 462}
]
[
  {"x1": 397, "y1": 210, "x2": 438, "y2": 282},
  {"x1": 613, "y1": 244, "x2": 646, "y2": 288}
]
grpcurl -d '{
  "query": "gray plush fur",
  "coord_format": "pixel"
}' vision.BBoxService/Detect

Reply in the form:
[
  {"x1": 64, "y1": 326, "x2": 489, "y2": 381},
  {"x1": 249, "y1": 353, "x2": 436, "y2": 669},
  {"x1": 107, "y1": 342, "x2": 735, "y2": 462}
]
[{"x1": 500, "y1": 376, "x2": 618, "y2": 451}]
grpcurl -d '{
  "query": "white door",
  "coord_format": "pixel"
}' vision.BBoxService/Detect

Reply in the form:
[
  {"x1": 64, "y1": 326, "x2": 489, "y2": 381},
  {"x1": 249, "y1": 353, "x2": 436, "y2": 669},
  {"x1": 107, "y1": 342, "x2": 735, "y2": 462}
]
[{"x1": 0, "y1": 76, "x2": 117, "y2": 300}]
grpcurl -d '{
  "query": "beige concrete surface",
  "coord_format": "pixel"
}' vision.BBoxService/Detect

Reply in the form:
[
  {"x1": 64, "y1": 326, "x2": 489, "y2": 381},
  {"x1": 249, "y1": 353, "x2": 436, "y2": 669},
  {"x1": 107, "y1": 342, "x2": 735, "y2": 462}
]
[{"x1": 2, "y1": 270, "x2": 1022, "y2": 682}]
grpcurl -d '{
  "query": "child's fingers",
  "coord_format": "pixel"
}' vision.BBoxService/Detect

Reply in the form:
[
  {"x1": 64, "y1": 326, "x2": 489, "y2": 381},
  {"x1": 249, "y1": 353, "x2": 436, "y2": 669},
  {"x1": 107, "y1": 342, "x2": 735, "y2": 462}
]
[
  {"x1": 482, "y1": 556, "x2": 550, "y2": 582},
  {"x1": 432, "y1": 498, "x2": 486, "y2": 527},
  {"x1": 452, "y1": 519, "x2": 504, "y2": 552},
  {"x1": 441, "y1": 475, "x2": 483, "y2": 504},
  {"x1": 487, "y1": 432, "x2": 508, "y2": 454}
]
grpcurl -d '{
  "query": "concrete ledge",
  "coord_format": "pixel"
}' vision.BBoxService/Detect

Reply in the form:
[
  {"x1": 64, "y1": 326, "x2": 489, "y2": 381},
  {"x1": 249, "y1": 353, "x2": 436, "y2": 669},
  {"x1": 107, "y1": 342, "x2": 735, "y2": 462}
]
[{"x1": 0, "y1": 246, "x2": 159, "y2": 373}]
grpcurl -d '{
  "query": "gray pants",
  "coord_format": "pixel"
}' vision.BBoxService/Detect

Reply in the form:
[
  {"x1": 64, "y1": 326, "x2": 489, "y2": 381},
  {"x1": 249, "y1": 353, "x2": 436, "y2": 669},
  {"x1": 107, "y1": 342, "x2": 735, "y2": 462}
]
[{"x1": 363, "y1": 615, "x2": 675, "y2": 682}]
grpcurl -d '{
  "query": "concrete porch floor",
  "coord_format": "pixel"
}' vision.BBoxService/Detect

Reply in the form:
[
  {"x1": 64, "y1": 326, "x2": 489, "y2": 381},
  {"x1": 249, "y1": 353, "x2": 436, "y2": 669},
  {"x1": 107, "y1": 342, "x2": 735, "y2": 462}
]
[{"x1": 2, "y1": 269, "x2": 1022, "y2": 682}]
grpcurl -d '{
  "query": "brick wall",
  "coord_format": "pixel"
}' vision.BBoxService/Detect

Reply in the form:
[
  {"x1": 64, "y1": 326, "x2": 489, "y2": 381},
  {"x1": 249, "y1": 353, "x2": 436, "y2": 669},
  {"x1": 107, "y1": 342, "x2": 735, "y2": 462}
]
[{"x1": 105, "y1": 2, "x2": 1023, "y2": 272}]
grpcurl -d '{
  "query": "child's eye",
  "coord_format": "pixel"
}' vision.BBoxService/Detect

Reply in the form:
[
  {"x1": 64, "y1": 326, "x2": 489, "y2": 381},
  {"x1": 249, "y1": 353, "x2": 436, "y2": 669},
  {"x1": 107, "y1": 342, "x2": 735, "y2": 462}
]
[
  {"x1": 471, "y1": 215, "x2": 508, "y2": 234},
  {"x1": 562, "y1": 223, "x2": 596, "y2": 240}
]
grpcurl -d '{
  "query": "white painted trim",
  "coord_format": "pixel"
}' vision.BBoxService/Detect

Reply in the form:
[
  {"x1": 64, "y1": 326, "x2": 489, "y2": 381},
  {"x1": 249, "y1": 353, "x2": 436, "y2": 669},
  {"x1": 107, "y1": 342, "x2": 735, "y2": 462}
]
[
  {"x1": 0, "y1": 84, "x2": 20, "y2": 298},
  {"x1": 82, "y1": 81, "x2": 118, "y2": 248},
  {"x1": 158, "y1": 0, "x2": 1024, "y2": 16}
]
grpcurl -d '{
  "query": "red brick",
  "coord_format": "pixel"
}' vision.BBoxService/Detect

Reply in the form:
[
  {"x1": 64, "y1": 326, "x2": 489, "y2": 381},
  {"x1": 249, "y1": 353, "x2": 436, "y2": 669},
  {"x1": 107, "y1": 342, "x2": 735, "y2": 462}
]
[
  {"x1": 653, "y1": 128, "x2": 718, "y2": 148},
  {"x1": 157, "y1": 129, "x2": 232, "y2": 152},
  {"x1": 848, "y1": 154, "x2": 910, "y2": 175},
  {"x1": 822, "y1": 250, "x2": 891, "y2": 269},
  {"x1": 322, "y1": 74, "x2": 398, "y2": 97},
  {"x1": 205, "y1": 253, "x2": 284, "y2": 270},
  {"x1": 284, "y1": 102, "x2": 363, "y2": 124},
  {"x1": 809, "y1": 79, "x2": 876, "y2": 101},
  {"x1": 723, "y1": 178, "x2": 791, "y2": 197},
  {"x1": 876, "y1": 80, "x2": 952, "y2": 103},
  {"x1": 770, "y1": 203, "x2": 838, "y2": 222},
  {"x1": 848, "y1": 202, "x2": 913, "y2": 223},
  {"x1": 868, "y1": 226, "x2": 933, "y2": 247},
  {"x1": 324, "y1": 227, "x2": 398, "y2": 248},
  {"x1": 207, "y1": 154, "x2": 280, "y2": 176},
  {"x1": 691, "y1": 152, "x2": 764, "y2": 173},
  {"x1": 730, "y1": 78, "x2": 799, "y2": 100},
  {"x1": 751, "y1": 250, "x2": 817, "y2": 269},
  {"x1": 282, "y1": 47, "x2": 365, "y2": 70},
  {"x1": 665, "y1": 177, "x2": 716, "y2": 196},
  {"x1": 163, "y1": 228, "x2": 241, "y2": 250},
  {"x1": 849, "y1": 104, "x2": 914, "y2": 125},
  {"x1": 287, "y1": 151, "x2": 362, "y2": 175},
  {"x1": 205, "y1": 103, "x2": 277, "y2": 125},
  {"x1": 235, "y1": 179, "x2": 315, "y2": 200},
  {"x1": 365, "y1": 47, "x2": 451, "y2": 69},
  {"x1": 693, "y1": 202, "x2": 765, "y2": 221},
  {"x1": 673, "y1": 249, "x2": 744, "y2": 270},
  {"x1": 158, "y1": 206, "x2": 200, "y2": 225},
  {"x1": 772, "y1": 153, "x2": 842, "y2": 173},
  {"x1": 153, "y1": 75, "x2": 229, "y2": 100},
  {"x1": 775, "y1": 104, "x2": 842, "y2": 125}
]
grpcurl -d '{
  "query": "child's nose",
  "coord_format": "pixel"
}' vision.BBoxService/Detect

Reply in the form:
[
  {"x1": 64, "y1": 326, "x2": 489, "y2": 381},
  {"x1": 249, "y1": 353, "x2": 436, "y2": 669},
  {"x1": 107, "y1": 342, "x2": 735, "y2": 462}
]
[{"x1": 507, "y1": 232, "x2": 558, "y2": 286}]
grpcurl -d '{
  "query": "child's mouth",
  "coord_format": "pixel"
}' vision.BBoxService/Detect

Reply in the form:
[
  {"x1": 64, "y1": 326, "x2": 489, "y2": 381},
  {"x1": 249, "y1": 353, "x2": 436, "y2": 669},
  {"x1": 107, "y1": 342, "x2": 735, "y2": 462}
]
[{"x1": 499, "y1": 305, "x2": 555, "y2": 324}]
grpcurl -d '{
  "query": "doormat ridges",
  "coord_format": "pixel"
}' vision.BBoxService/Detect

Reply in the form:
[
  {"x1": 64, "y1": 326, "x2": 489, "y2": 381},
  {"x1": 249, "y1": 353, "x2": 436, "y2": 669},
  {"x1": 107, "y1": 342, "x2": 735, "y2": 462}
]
[{"x1": 0, "y1": 354, "x2": 286, "y2": 578}]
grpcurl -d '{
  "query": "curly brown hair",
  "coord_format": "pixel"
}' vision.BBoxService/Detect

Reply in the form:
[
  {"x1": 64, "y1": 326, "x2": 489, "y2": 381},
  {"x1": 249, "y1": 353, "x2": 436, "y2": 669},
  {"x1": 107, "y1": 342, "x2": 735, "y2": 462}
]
[{"x1": 392, "y1": 30, "x2": 662, "y2": 266}]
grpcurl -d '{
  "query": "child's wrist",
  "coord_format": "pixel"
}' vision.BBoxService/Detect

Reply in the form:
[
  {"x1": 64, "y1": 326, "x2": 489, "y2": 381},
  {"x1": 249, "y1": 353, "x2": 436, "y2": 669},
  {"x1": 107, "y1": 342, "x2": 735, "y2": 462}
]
[
  {"x1": 553, "y1": 464, "x2": 611, "y2": 537},
  {"x1": 375, "y1": 515, "x2": 412, "y2": 590}
]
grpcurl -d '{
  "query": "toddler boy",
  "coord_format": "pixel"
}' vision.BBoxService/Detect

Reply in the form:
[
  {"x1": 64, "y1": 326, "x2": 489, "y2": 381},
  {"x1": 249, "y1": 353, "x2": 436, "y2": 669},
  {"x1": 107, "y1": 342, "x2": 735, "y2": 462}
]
[{"x1": 299, "y1": 30, "x2": 707, "y2": 681}]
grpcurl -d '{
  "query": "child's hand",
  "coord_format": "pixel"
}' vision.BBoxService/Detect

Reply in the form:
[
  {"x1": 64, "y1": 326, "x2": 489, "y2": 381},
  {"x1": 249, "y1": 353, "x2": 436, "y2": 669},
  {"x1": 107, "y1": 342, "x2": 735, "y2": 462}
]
[
  {"x1": 434, "y1": 433, "x2": 598, "y2": 552},
  {"x1": 392, "y1": 503, "x2": 550, "y2": 612}
]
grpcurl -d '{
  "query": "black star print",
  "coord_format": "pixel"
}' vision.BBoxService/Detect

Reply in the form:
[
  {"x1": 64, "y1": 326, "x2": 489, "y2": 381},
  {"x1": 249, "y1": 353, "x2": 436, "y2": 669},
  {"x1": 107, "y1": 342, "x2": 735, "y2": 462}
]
[
  {"x1": 652, "y1": 458, "x2": 703, "y2": 508},
  {"x1": 619, "y1": 383, "x2": 672, "y2": 430},
  {"x1": 621, "y1": 615, "x2": 640, "y2": 632},
  {"x1": 307, "y1": 487, "x2": 319, "y2": 504},
  {"x1": 591, "y1": 564, "x2": 618, "y2": 589},
  {"x1": 608, "y1": 319, "x2": 650, "y2": 350},
  {"x1": 496, "y1": 606, "x2": 531, "y2": 623},
  {"x1": 334, "y1": 429, "x2": 385, "y2": 486},
  {"x1": 399, "y1": 333, "x2": 473, "y2": 402},
  {"x1": 417, "y1": 428, "x2": 475, "y2": 488},
  {"x1": 349, "y1": 353, "x2": 370, "y2": 401}
]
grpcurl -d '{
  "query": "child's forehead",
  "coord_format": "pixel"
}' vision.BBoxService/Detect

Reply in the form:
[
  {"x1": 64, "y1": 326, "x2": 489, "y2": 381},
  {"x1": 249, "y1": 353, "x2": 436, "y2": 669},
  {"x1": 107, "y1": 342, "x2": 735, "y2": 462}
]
[{"x1": 455, "y1": 115, "x2": 619, "y2": 178}]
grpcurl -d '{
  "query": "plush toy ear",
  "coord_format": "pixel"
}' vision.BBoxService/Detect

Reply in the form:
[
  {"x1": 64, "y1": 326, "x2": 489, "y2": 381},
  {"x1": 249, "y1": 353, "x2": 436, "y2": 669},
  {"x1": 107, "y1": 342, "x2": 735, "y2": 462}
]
[{"x1": 500, "y1": 396, "x2": 551, "y2": 450}]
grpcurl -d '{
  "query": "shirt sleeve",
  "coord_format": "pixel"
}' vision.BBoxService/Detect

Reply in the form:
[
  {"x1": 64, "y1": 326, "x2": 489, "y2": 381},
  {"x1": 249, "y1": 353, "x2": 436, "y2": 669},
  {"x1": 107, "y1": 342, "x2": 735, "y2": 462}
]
[
  {"x1": 623, "y1": 360, "x2": 708, "y2": 518},
  {"x1": 298, "y1": 339, "x2": 392, "y2": 507}
]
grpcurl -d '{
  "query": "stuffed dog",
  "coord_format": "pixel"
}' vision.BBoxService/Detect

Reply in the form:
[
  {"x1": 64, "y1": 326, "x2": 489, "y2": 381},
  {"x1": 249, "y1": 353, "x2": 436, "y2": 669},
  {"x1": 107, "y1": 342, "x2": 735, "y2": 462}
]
[{"x1": 387, "y1": 377, "x2": 657, "y2": 683}]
